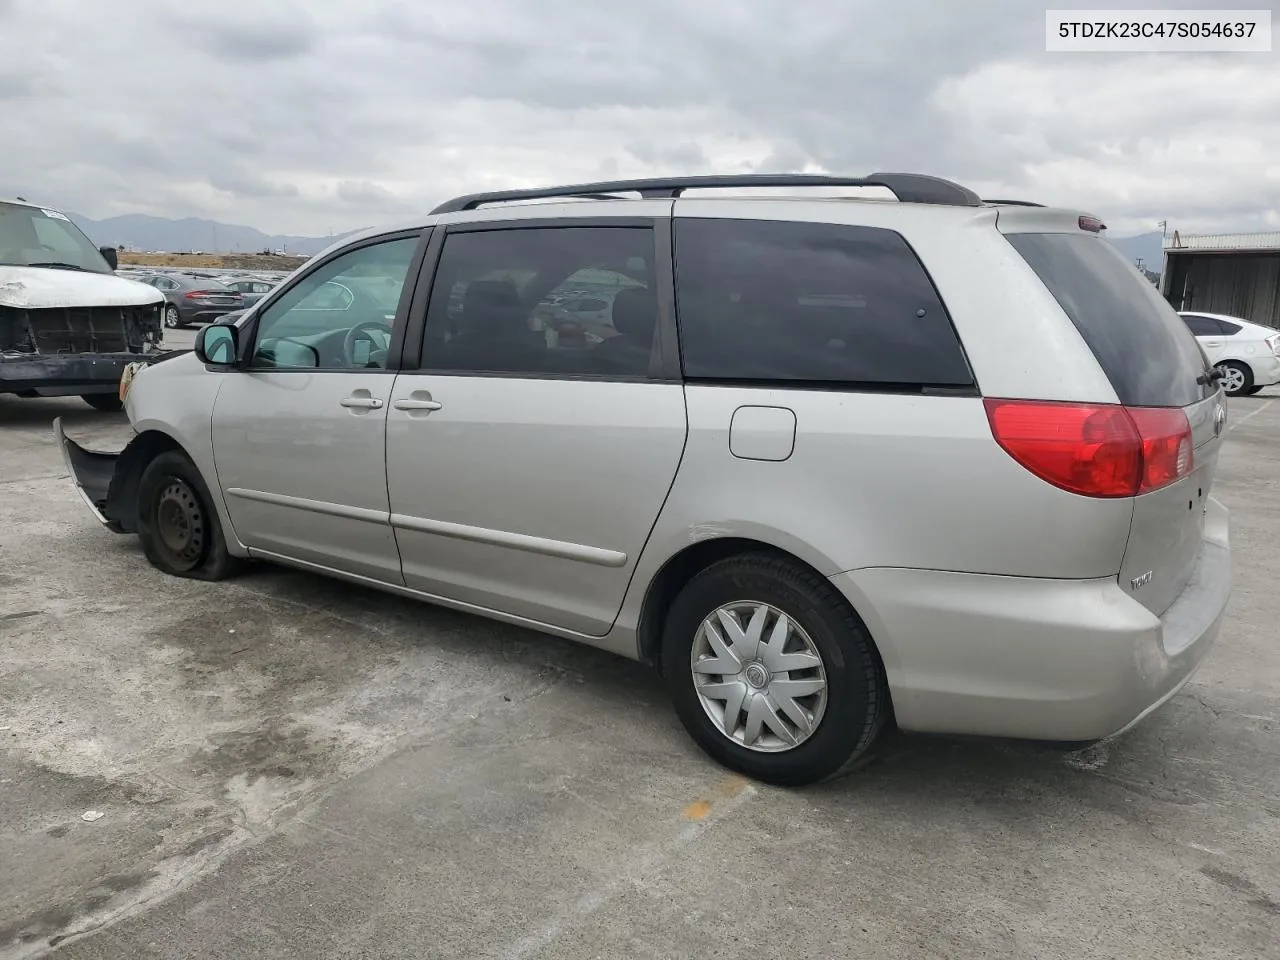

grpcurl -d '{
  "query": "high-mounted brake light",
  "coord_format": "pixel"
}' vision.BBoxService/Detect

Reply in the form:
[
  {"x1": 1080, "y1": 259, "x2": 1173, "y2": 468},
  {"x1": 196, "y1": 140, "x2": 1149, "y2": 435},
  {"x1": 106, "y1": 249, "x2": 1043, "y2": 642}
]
[
  {"x1": 1078, "y1": 216, "x2": 1107, "y2": 233},
  {"x1": 984, "y1": 399, "x2": 1192, "y2": 498}
]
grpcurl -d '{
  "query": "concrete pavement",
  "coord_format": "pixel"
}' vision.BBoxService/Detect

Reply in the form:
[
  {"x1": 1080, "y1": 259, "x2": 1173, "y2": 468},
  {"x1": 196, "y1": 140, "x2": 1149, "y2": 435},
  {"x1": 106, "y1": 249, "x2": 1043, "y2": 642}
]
[{"x1": 2, "y1": 379, "x2": 1278, "y2": 959}]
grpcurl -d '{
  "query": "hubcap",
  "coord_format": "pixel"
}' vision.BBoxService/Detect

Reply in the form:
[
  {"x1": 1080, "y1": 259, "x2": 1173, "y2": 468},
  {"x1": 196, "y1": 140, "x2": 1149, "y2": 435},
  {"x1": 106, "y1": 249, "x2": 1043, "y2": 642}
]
[
  {"x1": 690, "y1": 601, "x2": 828, "y2": 753},
  {"x1": 156, "y1": 479, "x2": 205, "y2": 569},
  {"x1": 1218, "y1": 365, "x2": 1245, "y2": 393}
]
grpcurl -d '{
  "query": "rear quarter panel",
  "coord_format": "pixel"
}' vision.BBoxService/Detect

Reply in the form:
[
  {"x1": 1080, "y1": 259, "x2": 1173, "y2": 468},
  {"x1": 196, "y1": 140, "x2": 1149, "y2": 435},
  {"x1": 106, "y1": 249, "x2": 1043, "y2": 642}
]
[{"x1": 614, "y1": 384, "x2": 1135, "y2": 651}]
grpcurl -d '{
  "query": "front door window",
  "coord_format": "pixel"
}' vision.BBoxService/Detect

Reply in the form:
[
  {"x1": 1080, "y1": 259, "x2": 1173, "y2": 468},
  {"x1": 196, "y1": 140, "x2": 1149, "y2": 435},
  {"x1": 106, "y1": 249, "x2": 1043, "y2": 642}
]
[{"x1": 251, "y1": 237, "x2": 418, "y2": 370}]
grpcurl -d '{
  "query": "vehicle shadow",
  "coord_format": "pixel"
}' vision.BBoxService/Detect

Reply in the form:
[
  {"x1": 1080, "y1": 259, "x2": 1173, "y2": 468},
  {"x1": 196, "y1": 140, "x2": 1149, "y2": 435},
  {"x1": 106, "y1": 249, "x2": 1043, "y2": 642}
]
[
  {"x1": 231, "y1": 560, "x2": 1210, "y2": 811},
  {"x1": 0, "y1": 393, "x2": 126, "y2": 429}
]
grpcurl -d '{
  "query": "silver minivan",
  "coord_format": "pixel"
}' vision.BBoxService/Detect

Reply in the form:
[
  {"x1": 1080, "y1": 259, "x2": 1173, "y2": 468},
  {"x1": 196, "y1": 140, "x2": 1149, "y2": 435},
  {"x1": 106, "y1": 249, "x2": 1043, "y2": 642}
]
[{"x1": 57, "y1": 174, "x2": 1232, "y2": 785}]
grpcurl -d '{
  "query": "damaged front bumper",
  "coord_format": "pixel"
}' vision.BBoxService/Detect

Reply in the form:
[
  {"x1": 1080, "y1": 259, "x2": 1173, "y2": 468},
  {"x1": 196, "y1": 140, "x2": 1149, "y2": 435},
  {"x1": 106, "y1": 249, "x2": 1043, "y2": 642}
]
[
  {"x1": 1, "y1": 350, "x2": 168, "y2": 397},
  {"x1": 53, "y1": 417, "x2": 121, "y2": 529}
]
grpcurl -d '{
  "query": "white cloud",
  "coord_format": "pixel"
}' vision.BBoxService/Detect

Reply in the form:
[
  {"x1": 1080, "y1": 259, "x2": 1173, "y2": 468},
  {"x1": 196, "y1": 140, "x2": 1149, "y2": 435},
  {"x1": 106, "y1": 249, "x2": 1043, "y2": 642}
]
[
  {"x1": 933, "y1": 56, "x2": 1280, "y2": 235},
  {"x1": 0, "y1": 0, "x2": 1276, "y2": 238}
]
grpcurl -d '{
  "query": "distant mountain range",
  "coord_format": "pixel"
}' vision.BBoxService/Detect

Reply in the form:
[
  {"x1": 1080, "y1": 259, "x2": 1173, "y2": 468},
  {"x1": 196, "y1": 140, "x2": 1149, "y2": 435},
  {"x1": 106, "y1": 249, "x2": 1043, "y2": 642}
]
[
  {"x1": 70, "y1": 213, "x2": 353, "y2": 257},
  {"x1": 70, "y1": 211, "x2": 1169, "y2": 275}
]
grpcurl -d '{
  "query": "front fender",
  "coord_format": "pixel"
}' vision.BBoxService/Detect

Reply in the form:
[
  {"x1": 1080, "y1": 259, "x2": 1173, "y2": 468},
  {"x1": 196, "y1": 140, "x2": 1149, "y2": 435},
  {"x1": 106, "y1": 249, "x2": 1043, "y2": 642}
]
[{"x1": 125, "y1": 352, "x2": 248, "y2": 557}]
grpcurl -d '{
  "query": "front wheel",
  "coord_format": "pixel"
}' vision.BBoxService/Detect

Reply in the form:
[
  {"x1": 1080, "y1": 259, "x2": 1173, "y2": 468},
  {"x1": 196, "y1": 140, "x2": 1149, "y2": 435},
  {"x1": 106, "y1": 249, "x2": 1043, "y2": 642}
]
[
  {"x1": 662, "y1": 553, "x2": 889, "y2": 786},
  {"x1": 1242, "y1": 385, "x2": 1265, "y2": 396},
  {"x1": 135, "y1": 450, "x2": 242, "y2": 580},
  {"x1": 1216, "y1": 361, "x2": 1253, "y2": 397}
]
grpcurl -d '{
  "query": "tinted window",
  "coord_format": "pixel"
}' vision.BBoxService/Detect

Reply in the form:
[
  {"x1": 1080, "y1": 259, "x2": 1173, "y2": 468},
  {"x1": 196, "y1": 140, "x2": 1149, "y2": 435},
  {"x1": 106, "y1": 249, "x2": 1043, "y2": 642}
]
[
  {"x1": 251, "y1": 236, "x2": 417, "y2": 370},
  {"x1": 673, "y1": 219, "x2": 972, "y2": 387},
  {"x1": 422, "y1": 227, "x2": 658, "y2": 377},
  {"x1": 1181, "y1": 314, "x2": 1224, "y2": 336},
  {"x1": 1219, "y1": 320, "x2": 1243, "y2": 335},
  {"x1": 1008, "y1": 233, "x2": 1211, "y2": 407}
]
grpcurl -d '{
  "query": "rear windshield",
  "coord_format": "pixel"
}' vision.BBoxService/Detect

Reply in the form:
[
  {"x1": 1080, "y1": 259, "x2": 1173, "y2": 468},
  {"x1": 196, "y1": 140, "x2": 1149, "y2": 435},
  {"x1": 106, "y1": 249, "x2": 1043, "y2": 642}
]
[{"x1": 1007, "y1": 233, "x2": 1212, "y2": 408}]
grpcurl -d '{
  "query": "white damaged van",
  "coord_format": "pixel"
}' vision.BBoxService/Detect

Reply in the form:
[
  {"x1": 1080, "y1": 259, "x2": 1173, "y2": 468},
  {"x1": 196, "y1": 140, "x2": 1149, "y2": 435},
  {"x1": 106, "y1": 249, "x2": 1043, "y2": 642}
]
[{"x1": 1, "y1": 197, "x2": 166, "y2": 410}]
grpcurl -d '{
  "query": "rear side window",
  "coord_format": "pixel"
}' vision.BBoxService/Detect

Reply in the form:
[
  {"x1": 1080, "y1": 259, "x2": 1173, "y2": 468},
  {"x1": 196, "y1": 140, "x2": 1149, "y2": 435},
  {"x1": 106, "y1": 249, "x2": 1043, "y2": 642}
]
[
  {"x1": 422, "y1": 226, "x2": 658, "y2": 378},
  {"x1": 1007, "y1": 233, "x2": 1211, "y2": 408},
  {"x1": 1219, "y1": 319, "x2": 1243, "y2": 335},
  {"x1": 1181, "y1": 314, "x2": 1224, "y2": 336},
  {"x1": 673, "y1": 219, "x2": 972, "y2": 388}
]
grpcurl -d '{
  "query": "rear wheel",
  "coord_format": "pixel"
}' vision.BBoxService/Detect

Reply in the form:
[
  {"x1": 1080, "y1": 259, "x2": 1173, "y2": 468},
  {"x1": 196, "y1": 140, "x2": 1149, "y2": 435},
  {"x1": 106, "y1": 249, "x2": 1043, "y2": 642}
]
[
  {"x1": 1216, "y1": 361, "x2": 1253, "y2": 397},
  {"x1": 136, "y1": 451, "x2": 241, "y2": 580},
  {"x1": 661, "y1": 553, "x2": 888, "y2": 786},
  {"x1": 163, "y1": 304, "x2": 183, "y2": 329},
  {"x1": 81, "y1": 393, "x2": 123, "y2": 412}
]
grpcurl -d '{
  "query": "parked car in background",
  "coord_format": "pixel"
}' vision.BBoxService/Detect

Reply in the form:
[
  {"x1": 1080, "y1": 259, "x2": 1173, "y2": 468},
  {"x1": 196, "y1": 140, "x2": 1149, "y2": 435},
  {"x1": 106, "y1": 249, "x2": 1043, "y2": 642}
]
[
  {"x1": 222, "y1": 278, "x2": 276, "y2": 307},
  {"x1": 134, "y1": 273, "x2": 244, "y2": 328},
  {"x1": 1179, "y1": 311, "x2": 1280, "y2": 396},
  {"x1": 56, "y1": 173, "x2": 1231, "y2": 786}
]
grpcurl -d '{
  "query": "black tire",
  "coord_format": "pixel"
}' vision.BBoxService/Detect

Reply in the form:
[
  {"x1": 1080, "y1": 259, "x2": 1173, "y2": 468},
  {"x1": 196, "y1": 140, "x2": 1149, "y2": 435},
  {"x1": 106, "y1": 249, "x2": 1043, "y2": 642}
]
[
  {"x1": 163, "y1": 304, "x2": 184, "y2": 329},
  {"x1": 661, "y1": 552, "x2": 889, "y2": 787},
  {"x1": 81, "y1": 393, "x2": 123, "y2": 412},
  {"x1": 135, "y1": 450, "x2": 242, "y2": 580},
  {"x1": 1217, "y1": 360, "x2": 1253, "y2": 397},
  {"x1": 1243, "y1": 385, "x2": 1265, "y2": 396}
]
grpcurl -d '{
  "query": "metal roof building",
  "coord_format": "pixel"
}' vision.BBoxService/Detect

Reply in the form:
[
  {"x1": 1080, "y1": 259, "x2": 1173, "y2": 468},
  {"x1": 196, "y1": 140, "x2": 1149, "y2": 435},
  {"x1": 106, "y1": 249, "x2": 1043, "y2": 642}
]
[{"x1": 1162, "y1": 230, "x2": 1280, "y2": 328}]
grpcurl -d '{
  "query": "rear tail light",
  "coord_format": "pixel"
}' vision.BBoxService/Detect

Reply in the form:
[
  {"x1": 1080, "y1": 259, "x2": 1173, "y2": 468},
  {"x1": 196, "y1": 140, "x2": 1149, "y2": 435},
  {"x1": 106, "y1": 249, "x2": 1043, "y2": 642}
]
[
  {"x1": 984, "y1": 399, "x2": 1193, "y2": 498},
  {"x1": 1267, "y1": 333, "x2": 1280, "y2": 356},
  {"x1": 184, "y1": 290, "x2": 241, "y2": 300}
]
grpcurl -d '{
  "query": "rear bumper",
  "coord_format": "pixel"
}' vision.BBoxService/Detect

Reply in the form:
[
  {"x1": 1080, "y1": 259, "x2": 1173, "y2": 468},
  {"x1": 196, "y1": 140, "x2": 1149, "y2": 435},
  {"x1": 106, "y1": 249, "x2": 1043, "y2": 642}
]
[
  {"x1": 179, "y1": 306, "x2": 240, "y2": 325},
  {"x1": 832, "y1": 497, "x2": 1231, "y2": 742},
  {"x1": 1, "y1": 351, "x2": 146, "y2": 396},
  {"x1": 1248, "y1": 353, "x2": 1280, "y2": 387}
]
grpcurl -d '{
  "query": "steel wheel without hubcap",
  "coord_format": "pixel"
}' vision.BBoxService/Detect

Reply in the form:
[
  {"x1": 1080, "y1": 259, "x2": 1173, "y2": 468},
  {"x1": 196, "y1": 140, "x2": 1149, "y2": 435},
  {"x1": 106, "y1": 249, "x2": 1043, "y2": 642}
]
[
  {"x1": 155, "y1": 479, "x2": 206, "y2": 571},
  {"x1": 1217, "y1": 363, "x2": 1246, "y2": 394},
  {"x1": 691, "y1": 601, "x2": 828, "y2": 752}
]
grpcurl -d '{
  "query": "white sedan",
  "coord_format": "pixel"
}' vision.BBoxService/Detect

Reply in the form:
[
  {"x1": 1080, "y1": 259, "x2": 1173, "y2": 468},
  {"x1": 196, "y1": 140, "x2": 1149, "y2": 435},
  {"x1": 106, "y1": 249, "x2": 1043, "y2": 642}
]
[{"x1": 1179, "y1": 311, "x2": 1280, "y2": 397}]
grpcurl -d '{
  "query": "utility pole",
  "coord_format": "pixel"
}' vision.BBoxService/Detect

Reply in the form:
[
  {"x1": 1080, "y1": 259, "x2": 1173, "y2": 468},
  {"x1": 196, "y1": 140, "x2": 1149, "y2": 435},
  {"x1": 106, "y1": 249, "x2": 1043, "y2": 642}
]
[{"x1": 1158, "y1": 220, "x2": 1168, "y2": 238}]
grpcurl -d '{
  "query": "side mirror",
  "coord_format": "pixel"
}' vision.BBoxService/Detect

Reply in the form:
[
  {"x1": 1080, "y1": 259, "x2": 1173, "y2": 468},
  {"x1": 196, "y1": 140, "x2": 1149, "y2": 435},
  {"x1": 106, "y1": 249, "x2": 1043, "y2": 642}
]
[
  {"x1": 99, "y1": 246, "x2": 119, "y2": 271},
  {"x1": 195, "y1": 324, "x2": 238, "y2": 367}
]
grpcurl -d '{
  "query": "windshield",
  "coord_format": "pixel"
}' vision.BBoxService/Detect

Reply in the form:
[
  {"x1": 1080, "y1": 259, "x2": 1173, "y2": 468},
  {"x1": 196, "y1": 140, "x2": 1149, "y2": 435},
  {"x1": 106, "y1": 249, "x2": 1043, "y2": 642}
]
[{"x1": 0, "y1": 201, "x2": 113, "y2": 274}]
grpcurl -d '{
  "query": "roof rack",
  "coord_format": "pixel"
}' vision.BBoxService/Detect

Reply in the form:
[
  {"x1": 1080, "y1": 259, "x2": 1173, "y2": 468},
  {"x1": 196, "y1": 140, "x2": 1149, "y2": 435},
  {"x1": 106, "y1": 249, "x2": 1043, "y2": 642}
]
[
  {"x1": 429, "y1": 173, "x2": 983, "y2": 214},
  {"x1": 984, "y1": 199, "x2": 1045, "y2": 207}
]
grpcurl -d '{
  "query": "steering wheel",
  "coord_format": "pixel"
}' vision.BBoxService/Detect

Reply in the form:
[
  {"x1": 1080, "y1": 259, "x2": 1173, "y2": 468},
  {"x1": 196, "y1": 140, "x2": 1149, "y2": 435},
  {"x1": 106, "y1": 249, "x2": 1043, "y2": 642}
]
[{"x1": 342, "y1": 320, "x2": 393, "y2": 367}]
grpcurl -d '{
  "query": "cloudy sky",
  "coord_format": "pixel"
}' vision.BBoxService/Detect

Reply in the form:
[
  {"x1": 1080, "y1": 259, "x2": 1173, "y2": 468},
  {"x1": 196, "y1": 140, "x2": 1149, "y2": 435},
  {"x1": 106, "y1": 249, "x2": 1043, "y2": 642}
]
[{"x1": 1, "y1": 0, "x2": 1277, "y2": 238}]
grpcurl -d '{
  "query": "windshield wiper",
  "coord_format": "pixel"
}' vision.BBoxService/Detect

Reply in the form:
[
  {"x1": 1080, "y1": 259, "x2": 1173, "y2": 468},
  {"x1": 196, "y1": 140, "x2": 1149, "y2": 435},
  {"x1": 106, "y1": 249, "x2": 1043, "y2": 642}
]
[{"x1": 27, "y1": 261, "x2": 87, "y2": 271}]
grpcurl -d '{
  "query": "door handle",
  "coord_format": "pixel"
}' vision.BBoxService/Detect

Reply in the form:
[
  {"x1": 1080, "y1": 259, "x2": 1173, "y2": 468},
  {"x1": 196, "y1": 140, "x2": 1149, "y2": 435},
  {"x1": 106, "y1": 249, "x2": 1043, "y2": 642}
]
[
  {"x1": 340, "y1": 396, "x2": 384, "y2": 409},
  {"x1": 393, "y1": 399, "x2": 443, "y2": 411}
]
